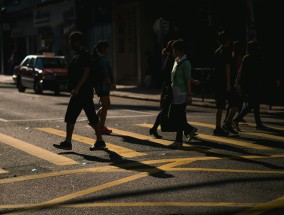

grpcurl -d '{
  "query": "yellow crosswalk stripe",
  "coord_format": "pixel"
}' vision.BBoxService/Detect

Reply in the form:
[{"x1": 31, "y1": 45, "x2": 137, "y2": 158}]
[
  {"x1": 36, "y1": 128, "x2": 146, "y2": 158},
  {"x1": 189, "y1": 121, "x2": 284, "y2": 142},
  {"x1": 135, "y1": 124, "x2": 274, "y2": 150},
  {"x1": 0, "y1": 133, "x2": 77, "y2": 166},
  {"x1": 0, "y1": 168, "x2": 8, "y2": 174}
]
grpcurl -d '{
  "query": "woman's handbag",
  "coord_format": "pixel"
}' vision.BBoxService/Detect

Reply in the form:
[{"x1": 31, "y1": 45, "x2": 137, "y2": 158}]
[
  {"x1": 160, "y1": 104, "x2": 177, "y2": 132},
  {"x1": 160, "y1": 83, "x2": 172, "y2": 110}
]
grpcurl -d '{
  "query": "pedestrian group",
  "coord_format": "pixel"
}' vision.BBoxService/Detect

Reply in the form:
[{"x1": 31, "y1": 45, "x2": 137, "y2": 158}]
[{"x1": 53, "y1": 30, "x2": 266, "y2": 151}]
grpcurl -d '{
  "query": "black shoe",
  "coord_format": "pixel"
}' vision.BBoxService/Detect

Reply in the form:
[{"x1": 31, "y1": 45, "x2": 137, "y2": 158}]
[
  {"x1": 53, "y1": 141, "x2": 72, "y2": 150},
  {"x1": 184, "y1": 127, "x2": 198, "y2": 142},
  {"x1": 149, "y1": 128, "x2": 162, "y2": 139},
  {"x1": 213, "y1": 127, "x2": 229, "y2": 136},
  {"x1": 90, "y1": 140, "x2": 106, "y2": 151},
  {"x1": 222, "y1": 122, "x2": 239, "y2": 135}
]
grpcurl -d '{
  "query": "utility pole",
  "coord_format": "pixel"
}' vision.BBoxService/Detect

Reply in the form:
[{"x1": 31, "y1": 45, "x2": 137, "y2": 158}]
[
  {"x1": 0, "y1": 3, "x2": 4, "y2": 74},
  {"x1": 246, "y1": 0, "x2": 257, "y2": 42}
]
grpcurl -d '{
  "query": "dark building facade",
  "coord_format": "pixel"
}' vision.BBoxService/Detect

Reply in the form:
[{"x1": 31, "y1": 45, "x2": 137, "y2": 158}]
[{"x1": 1, "y1": 0, "x2": 282, "y2": 94}]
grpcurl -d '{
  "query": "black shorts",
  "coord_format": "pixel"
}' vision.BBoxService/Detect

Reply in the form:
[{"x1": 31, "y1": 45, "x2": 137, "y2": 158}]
[
  {"x1": 215, "y1": 88, "x2": 242, "y2": 109},
  {"x1": 64, "y1": 90, "x2": 99, "y2": 125}
]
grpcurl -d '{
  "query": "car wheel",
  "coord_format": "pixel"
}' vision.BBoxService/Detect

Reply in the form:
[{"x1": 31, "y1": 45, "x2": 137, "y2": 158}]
[
  {"x1": 34, "y1": 80, "x2": 43, "y2": 94},
  {"x1": 17, "y1": 76, "x2": 26, "y2": 92}
]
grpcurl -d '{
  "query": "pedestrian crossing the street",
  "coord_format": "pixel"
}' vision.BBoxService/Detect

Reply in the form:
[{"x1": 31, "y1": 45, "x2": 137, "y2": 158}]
[{"x1": 0, "y1": 121, "x2": 283, "y2": 172}]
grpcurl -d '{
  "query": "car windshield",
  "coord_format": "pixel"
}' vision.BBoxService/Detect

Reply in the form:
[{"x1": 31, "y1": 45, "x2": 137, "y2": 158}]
[{"x1": 36, "y1": 58, "x2": 67, "y2": 69}]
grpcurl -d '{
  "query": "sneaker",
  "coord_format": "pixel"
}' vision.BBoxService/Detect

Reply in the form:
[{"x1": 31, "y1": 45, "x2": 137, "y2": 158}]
[
  {"x1": 169, "y1": 141, "x2": 183, "y2": 149},
  {"x1": 53, "y1": 141, "x2": 72, "y2": 150},
  {"x1": 102, "y1": 127, "x2": 112, "y2": 135},
  {"x1": 184, "y1": 127, "x2": 198, "y2": 142},
  {"x1": 222, "y1": 122, "x2": 239, "y2": 135},
  {"x1": 213, "y1": 127, "x2": 229, "y2": 136},
  {"x1": 90, "y1": 140, "x2": 106, "y2": 151},
  {"x1": 232, "y1": 119, "x2": 241, "y2": 132}
]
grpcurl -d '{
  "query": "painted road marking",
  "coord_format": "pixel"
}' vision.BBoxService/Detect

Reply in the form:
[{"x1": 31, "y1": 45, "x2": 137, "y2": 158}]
[
  {"x1": 36, "y1": 127, "x2": 146, "y2": 158},
  {"x1": 62, "y1": 201, "x2": 259, "y2": 208},
  {"x1": 235, "y1": 195, "x2": 284, "y2": 215},
  {"x1": 1, "y1": 155, "x2": 284, "y2": 213},
  {"x1": 0, "y1": 168, "x2": 8, "y2": 174},
  {"x1": 0, "y1": 117, "x2": 8, "y2": 122},
  {"x1": 2, "y1": 154, "x2": 284, "y2": 184},
  {"x1": 136, "y1": 123, "x2": 274, "y2": 150},
  {"x1": 0, "y1": 133, "x2": 77, "y2": 166},
  {"x1": 189, "y1": 121, "x2": 284, "y2": 142}
]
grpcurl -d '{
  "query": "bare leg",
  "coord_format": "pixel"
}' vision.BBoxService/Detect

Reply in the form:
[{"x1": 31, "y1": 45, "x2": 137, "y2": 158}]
[
  {"x1": 65, "y1": 123, "x2": 74, "y2": 143},
  {"x1": 97, "y1": 96, "x2": 110, "y2": 129}
]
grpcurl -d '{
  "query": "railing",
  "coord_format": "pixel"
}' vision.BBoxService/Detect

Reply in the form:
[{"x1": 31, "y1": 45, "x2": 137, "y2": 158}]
[{"x1": 192, "y1": 67, "x2": 214, "y2": 102}]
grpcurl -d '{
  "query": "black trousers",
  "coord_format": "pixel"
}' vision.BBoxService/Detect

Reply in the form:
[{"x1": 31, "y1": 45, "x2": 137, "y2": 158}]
[{"x1": 170, "y1": 103, "x2": 193, "y2": 142}]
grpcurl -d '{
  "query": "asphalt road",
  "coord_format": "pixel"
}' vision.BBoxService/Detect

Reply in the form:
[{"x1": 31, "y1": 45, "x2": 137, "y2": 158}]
[{"x1": 0, "y1": 82, "x2": 284, "y2": 215}]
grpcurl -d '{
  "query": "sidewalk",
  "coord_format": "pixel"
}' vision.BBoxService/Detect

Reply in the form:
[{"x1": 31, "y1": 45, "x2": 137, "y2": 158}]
[
  {"x1": 112, "y1": 84, "x2": 216, "y2": 108},
  {"x1": 1, "y1": 74, "x2": 283, "y2": 114}
]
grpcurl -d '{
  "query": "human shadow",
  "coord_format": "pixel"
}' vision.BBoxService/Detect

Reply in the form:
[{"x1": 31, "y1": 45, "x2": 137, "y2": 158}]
[
  {"x1": 185, "y1": 139, "x2": 284, "y2": 170},
  {"x1": 59, "y1": 148, "x2": 174, "y2": 179},
  {"x1": 109, "y1": 133, "x2": 172, "y2": 150},
  {"x1": 109, "y1": 133, "x2": 284, "y2": 170},
  {"x1": 232, "y1": 134, "x2": 284, "y2": 150},
  {"x1": 5, "y1": 175, "x2": 283, "y2": 214}
]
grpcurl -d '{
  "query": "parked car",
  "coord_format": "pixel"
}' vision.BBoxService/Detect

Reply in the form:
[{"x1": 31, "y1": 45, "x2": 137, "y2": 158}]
[{"x1": 12, "y1": 53, "x2": 68, "y2": 95}]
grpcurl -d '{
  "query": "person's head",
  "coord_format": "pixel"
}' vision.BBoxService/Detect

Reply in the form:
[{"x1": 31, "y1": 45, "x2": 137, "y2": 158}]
[
  {"x1": 218, "y1": 31, "x2": 231, "y2": 48},
  {"x1": 69, "y1": 31, "x2": 84, "y2": 51},
  {"x1": 171, "y1": 39, "x2": 186, "y2": 58},
  {"x1": 93, "y1": 40, "x2": 109, "y2": 57}
]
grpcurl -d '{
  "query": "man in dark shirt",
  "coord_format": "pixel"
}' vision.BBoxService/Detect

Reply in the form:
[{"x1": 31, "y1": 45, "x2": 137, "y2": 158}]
[
  {"x1": 213, "y1": 31, "x2": 239, "y2": 136},
  {"x1": 53, "y1": 31, "x2": 106, "y2": 150}
]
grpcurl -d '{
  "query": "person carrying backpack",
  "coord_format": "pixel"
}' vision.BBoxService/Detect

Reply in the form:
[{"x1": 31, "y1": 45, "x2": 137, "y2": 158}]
[{"x1": 91, "y1": 40, "x2": 116, "y2": 135}]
